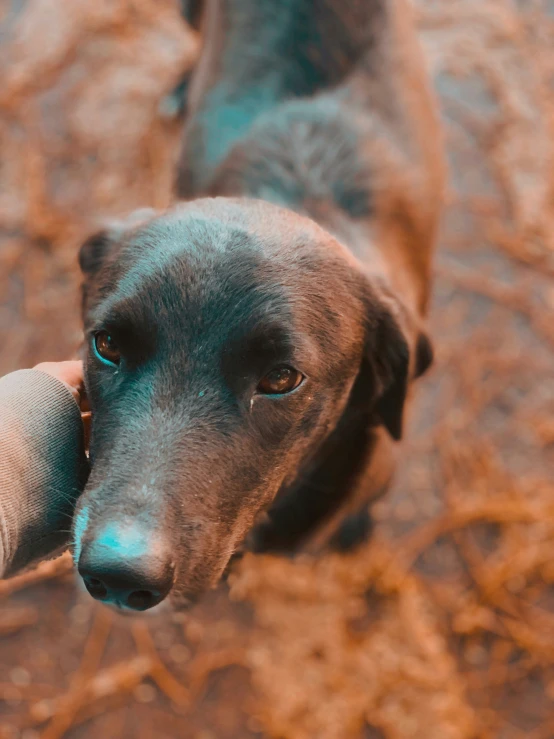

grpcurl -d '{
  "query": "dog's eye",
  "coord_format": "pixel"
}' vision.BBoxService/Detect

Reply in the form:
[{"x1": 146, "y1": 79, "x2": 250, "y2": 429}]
[
  {"x1": 93, "y1": 331, "x2": 121, "y2": 366},
  {"x1": 257, "y1": 366, "x2": 304, "y2": 395}
]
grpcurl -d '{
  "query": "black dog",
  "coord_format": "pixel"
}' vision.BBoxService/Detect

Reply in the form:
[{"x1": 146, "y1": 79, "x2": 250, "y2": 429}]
[{"x1": 73, "y1": 0, "x2": 444, "y2": 611}]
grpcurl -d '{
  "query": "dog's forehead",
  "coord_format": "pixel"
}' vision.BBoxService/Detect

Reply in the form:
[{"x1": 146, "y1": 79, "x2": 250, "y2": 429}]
[
  {"x1": 108, "y1": 216, "x2": 289, "y2": 324},
  {"x1": 88, "y1": 201, "x2": 367, "y2": 365},
  {"x1": 96, "y1": 205, "x2": 355, "y2": 320}
]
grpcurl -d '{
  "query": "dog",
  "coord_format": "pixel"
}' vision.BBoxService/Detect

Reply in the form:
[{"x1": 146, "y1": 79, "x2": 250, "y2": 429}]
[{"x1": 73, "y1": 0, "x2": 444, "y2": 611}]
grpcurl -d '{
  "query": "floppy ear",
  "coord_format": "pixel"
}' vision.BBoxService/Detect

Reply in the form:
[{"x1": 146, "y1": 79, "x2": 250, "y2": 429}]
[
  {"x1": 78, "y1": 228, "x2": 120, "y2": 323},
  {"x1": 414, "y1": 330, "x2": 434, "y2": 379},
  {"x1": 78, "y1": 208, "x2": 158, "y2": 278},
  {"x1": 79, "y1": 208, "x2": 158, "y2": 322},
  {"x1": 368, "y1": 306, "x2": 410, "y2": 441},
  {"x1": 79, "y1": 230, "x2": 113, "y2": 277},
  {"x1": 365, "y1": 294, "x2": 434, "y2": 441}
]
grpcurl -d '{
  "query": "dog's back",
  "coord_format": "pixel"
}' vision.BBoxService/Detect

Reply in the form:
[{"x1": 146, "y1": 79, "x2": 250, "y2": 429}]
[{"x1": 177, "y1": 0, "x2": 445, "y2": 317}]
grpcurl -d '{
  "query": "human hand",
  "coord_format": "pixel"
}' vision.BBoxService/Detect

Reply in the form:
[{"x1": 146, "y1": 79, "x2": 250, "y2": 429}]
[
  {"x1": 34, "y1": 360, "x2": 91, "y2": 451},
  {"x1": 33, "y1": 360, "x2": 85, "y2": 404},
  {"x1": 0, "y1": 361, "x2": 91, "y2": 577}
]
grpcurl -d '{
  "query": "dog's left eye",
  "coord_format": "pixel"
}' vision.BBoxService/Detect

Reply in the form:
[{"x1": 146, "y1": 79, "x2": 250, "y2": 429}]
[
  {"x1": 257, "y1": 366, "x2": 304, "y2": 395},
  {"x1": 93, "y1": 331, "x2": 121, "y2": 366}
]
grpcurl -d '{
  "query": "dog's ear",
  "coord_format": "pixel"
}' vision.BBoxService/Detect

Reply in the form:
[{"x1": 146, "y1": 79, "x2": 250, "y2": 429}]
[
  {"x1": 78, "y1": 208, "x2": 158, "y2": 278},
  {"x1": 368, "y1": 306, "x2": 410, "y2": 441},
  {"x1": 79, "y1": 230, "x2": 114, "y2": 277},
  {"x1": 414, "y1": 330, "x2": 434, "y2": 379},
  {"x1": 363, "y1": 288, "x2": 433, "y2": 441},
  {"x1": 79, "y1": 208, "x2": 158, "y2": 321}
]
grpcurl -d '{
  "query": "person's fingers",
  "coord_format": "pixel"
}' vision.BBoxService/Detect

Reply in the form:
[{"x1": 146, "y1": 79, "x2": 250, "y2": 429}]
[{"x1": 34, "y1": 360, "x2": 84, "y2": 404}]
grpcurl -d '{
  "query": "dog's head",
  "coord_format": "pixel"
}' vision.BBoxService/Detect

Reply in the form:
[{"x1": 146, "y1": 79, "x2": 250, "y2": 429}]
[{"x1": 73, "y1": 198, "x2": 432, "y2": 611}]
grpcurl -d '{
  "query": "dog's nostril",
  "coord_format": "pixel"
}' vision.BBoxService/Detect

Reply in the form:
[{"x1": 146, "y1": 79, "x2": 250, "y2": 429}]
[
  {"x1": 84, "y1": 577, "x2": 108, "y2": 600},
  {"x1": 127, "y1": 590, "x2": 157, "y2": 611},
  {"x1": 78, "y1": 524, "x2": 174, "y2": 611}
]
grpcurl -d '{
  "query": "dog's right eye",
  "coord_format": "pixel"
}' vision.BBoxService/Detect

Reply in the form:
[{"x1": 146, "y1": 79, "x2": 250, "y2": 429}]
[
  {"x1": 93, "y1": 331, "x2": 121, "y2": 366},
  {"x1": 257, "y1": 366, "x2": 304, "y2": 395}
]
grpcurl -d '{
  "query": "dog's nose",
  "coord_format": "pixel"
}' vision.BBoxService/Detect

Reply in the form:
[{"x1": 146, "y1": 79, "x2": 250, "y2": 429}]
[{"x1": 78, "y1": 523, "x2": 174, "y2": 611}]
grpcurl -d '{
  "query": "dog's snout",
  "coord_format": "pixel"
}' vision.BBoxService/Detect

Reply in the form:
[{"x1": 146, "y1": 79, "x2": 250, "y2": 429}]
[{"x1": 78, "y1": 523, "x2": 174, "y2": 611}]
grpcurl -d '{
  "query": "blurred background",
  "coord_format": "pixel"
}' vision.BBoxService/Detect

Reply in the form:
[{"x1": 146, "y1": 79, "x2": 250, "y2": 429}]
[{"x1": 1, "y1": 0, "x2": 554, "y2": 737}]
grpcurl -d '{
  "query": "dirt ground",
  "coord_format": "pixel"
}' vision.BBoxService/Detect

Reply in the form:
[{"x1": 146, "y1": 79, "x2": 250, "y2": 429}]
[{"x1": 1, "y1": 0, "x2": 554, "y2": 737}]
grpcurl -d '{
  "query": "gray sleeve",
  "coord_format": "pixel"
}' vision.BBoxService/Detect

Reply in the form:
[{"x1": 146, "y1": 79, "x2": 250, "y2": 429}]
[{"x1": 0, "y1": 369, "x2": 89, "y2": 578}]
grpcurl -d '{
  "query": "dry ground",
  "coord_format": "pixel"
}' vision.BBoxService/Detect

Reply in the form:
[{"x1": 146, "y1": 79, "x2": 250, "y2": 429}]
[{"x1": 1, "y1": 1, "x2": 554, "y2": 737}]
